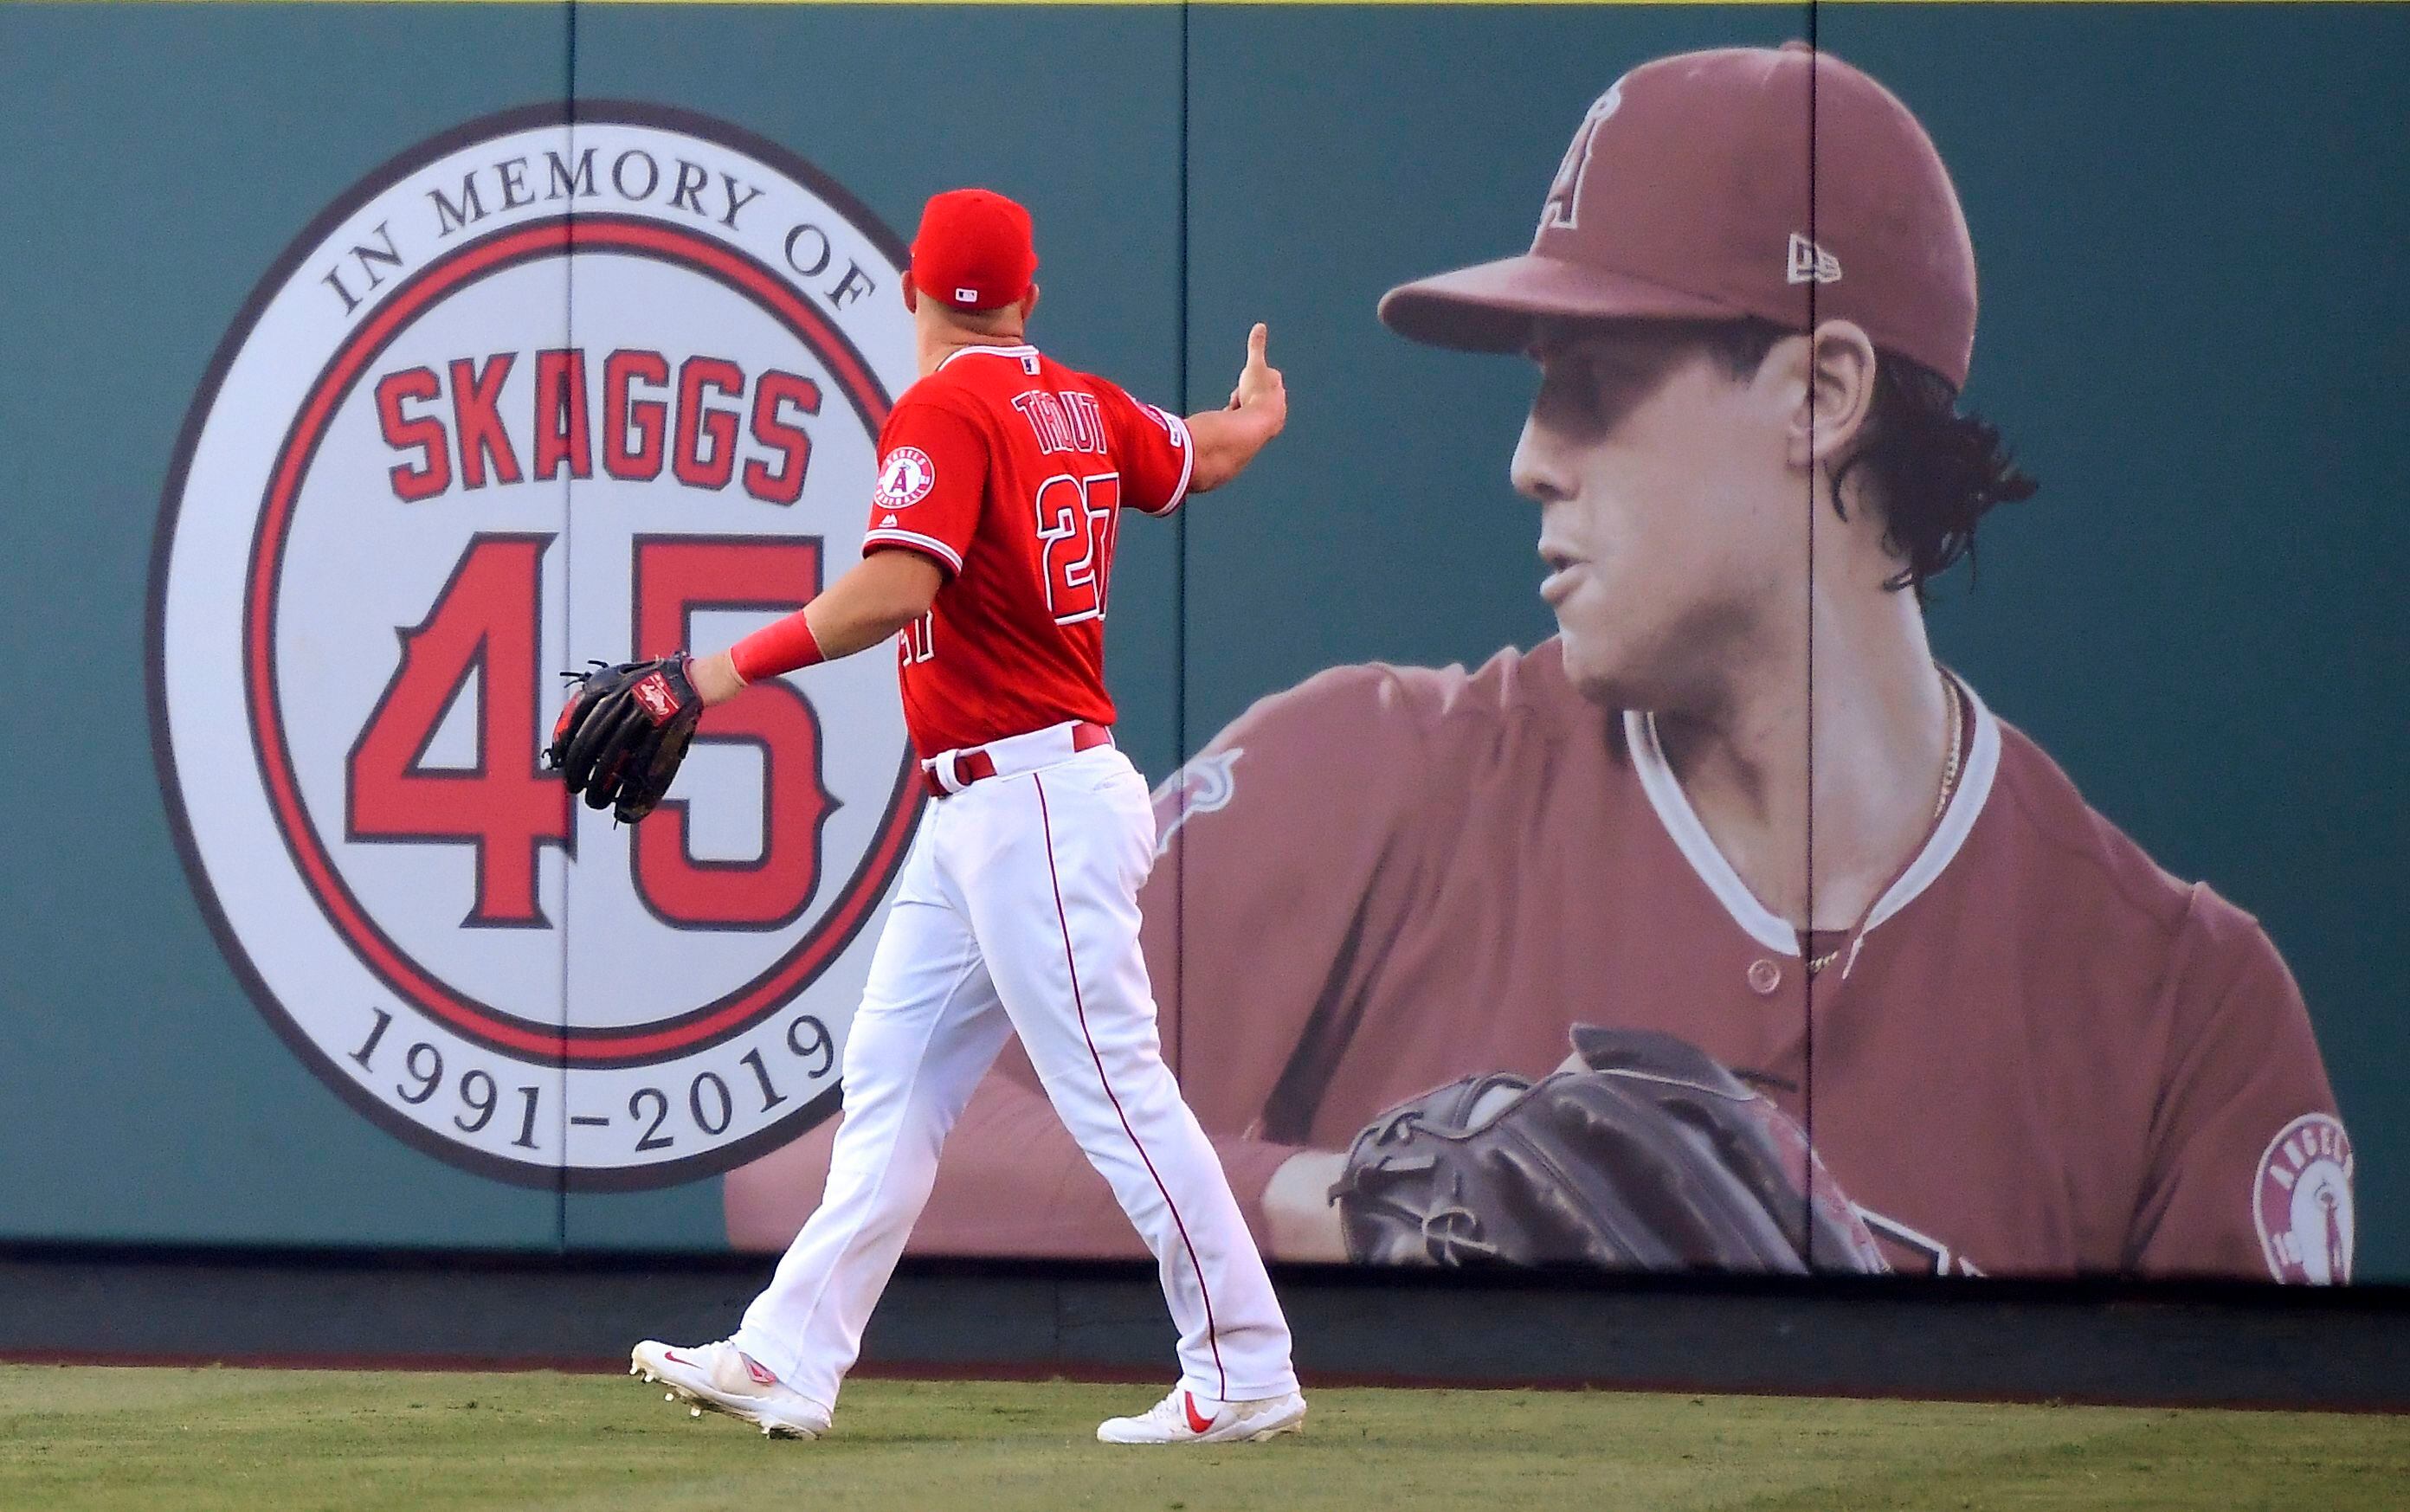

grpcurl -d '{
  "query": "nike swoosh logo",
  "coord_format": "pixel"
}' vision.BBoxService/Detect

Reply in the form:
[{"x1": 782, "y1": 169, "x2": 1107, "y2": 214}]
[
  {"x1": 663, "y1": 1350, "x2": 692, "y2": 1367},
  {"x1": 1183, "y1": 1393, "x2": 1216, "y2": 1435}
]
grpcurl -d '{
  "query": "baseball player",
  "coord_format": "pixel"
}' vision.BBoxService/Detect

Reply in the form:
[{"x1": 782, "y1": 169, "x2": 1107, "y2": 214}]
[
  {"x1": 724, "y1": 47, "x2": 2352, "y2": 1284},
  {"x1": 564, "y1": 189, "x2": 1306, "y2": 1442}
]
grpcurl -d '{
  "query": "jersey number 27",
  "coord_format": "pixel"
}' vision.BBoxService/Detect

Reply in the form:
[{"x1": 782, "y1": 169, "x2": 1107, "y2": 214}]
[{"x1": 1035, "y1": 472, "x2": 1120, "y2": 625}]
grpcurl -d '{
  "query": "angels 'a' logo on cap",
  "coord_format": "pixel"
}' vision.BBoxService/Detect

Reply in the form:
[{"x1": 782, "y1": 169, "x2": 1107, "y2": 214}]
[
  {"x1": 2254, "y1": 1112, "x2": 2353, "y2": 1284},
  {"x1": 873, "y1": 446, "x2": 936, "y2": 509},
  {"x1": 1539, "y1": 81, "x2": 1624, "y2": 234}
]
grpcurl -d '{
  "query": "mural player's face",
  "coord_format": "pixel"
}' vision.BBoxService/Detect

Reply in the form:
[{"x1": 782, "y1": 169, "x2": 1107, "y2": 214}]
[{"x1": 1511, "y1": 322, "x2": 1801, "y2": 707}]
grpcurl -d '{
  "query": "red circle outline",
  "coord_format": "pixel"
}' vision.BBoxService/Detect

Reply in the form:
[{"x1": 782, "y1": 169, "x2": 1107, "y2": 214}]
[{"x1": 243, "y1": 214, "x2": 918, "y2": 1065}]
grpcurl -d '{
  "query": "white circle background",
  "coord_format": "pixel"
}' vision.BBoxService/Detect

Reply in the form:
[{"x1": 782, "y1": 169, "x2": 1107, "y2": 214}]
[{"x1": 158, "y1": 115, "x2": 917, "y2": 1182}]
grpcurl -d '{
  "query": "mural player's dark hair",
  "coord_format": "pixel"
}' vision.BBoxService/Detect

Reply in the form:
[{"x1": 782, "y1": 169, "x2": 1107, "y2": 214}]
[{"x1": 1702, "y1": 318, "x2": 2039, "y2": 598}]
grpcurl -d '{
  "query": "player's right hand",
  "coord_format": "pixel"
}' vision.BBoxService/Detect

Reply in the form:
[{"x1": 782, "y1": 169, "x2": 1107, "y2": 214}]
[{"x1": 1228, "y1": 322, "x2": 1286, "y2": 434}]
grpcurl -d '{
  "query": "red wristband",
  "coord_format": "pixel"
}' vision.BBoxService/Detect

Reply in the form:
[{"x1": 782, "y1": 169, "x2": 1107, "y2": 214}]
[{"x1": 729, "y1": 609, "x2": 826, "y2": 683}]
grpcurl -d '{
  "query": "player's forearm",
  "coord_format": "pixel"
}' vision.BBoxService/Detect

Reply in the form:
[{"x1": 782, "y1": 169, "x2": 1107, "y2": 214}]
[
  {"x1": 694, "y1": 550, "x2": 944, "y2": 705},
  {"x1": 796, "y1": 555, "x2": 941, "y2": 660},
  {"x1": 1262, "y1": 1149, "x2": 1350, "y2": 1261},
  {"x1": 1183, "y1": 407, "x2": 1281, "y2": 494}
]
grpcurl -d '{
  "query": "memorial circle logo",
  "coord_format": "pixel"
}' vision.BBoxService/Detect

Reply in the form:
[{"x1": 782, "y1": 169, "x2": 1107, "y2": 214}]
[{"x1": 150, "y1": 105, "x2": 921, "y2": 1187}]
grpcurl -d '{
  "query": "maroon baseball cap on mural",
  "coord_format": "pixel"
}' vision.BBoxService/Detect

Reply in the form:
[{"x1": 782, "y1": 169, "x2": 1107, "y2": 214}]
[
  {"x1": 1378, "y1": 42, "x2": 1979, "y2": 389},
  {"x1": 910, "y1": 188, "x2": 1039, "y2": 312}
]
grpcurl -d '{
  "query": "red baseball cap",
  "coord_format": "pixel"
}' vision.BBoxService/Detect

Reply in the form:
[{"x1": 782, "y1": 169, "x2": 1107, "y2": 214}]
[
  {"x1": 1378, "y1": 43, "x2": 1978, "y2": 389},
  {"x1": 910, "y1": 188, "x2": 1039, "y2": 312}
]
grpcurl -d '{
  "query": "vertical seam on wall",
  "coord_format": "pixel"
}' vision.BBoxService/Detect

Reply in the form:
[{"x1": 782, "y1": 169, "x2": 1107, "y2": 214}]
[
  {"x1": 1801, "y1": 1, "x2": 1821, "y2": 1273},
  {"x1": 1171, "y1": 0, "x2": 1191, "y2": 1084},
  {"x1": 556, "y1": 0, "x2": 580, "y2": 1255}
]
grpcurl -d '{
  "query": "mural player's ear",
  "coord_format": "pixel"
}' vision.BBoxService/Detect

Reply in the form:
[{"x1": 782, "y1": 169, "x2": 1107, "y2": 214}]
[
  {"x1": 902, "y1": 280, "x2": 919, "y2": 313},
  {"x1": 1786, "y1": 319, "x2": 1878, "y2": 471}
]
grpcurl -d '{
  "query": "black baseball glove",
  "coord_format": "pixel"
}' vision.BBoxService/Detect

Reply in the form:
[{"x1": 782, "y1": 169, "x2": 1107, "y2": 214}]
[
  {"x1": 1326, "y1": 1026, "x2": 1889, "y2": 1273},
  {"x1": 545, "y1": 656, "x2": 705, "y2": 823}
]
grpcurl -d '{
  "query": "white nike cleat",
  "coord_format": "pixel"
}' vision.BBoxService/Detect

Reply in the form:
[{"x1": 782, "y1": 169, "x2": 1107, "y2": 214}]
[
  {"x1": 1097, "y1": 1386, "x2": 1307, "y2": 1445},
  {"x1": 628, "y1": 1339, "x2": 830, "y2": 1439}
]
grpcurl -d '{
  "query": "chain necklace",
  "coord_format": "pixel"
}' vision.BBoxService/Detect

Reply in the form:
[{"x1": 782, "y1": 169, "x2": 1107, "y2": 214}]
[
  {"x1": 1806, "y1": 668, "x2": 1962, "y2": 977},
  {"x1": 1932, "y1": 666, "x2": 1965, "y2": 823}
]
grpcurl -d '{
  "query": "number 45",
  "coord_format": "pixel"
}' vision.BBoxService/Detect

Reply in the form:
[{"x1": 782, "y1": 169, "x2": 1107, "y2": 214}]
[{"x1": 347, "y1": 533, "x2": 834, "y2": 931}]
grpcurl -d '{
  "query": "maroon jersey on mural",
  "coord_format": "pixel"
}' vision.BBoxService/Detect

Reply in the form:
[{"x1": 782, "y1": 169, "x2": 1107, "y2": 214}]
[{"x1": 728, "y1": 640, "x2": 2350, "y2": 1282}]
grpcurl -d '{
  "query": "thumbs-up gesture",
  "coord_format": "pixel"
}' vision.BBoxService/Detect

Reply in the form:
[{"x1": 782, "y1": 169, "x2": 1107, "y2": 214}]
[{"x1": 1228, "y1": 322, "x2": 1286, "y2": 438}]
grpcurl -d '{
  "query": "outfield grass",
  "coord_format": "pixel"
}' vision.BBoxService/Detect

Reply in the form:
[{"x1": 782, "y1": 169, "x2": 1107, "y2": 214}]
[{"x1": 1, "y1": 1365, "x2": 2403, "y2": 1511}]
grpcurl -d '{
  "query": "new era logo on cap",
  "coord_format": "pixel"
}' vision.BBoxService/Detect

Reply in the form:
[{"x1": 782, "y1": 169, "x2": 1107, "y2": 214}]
[{"x1": 1786, "y1": 234, "x2": 1842, "y2": 285}]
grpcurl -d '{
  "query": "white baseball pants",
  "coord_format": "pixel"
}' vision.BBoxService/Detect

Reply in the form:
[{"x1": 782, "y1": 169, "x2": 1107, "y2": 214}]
[{"x1": 729, "y1": 733, "x2": 1297, "y2": 1411}]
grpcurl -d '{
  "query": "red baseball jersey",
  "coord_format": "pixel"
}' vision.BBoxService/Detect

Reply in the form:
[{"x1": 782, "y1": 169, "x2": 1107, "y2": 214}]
[
  {"x1": 861, "y1": 343, "x2": 1193, "y2": 761},
  {"x1": 726, "y1": 639, "x2": 2351, "y2": 1284}
]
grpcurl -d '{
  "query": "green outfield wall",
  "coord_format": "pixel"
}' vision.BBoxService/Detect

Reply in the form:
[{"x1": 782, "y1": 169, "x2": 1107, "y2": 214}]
[{"x1": 2, "y1": 3, "x2": 2401, "y2": 1288}]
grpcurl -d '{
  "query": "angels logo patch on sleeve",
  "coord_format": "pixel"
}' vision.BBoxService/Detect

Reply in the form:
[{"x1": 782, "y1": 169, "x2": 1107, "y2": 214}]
[
  {"x1": 873, "y1": 446, "x2": 935, "y2": 509},
  {"x1": 2254, "y1": 1113, "x2": 2353, "y2": 1284}
]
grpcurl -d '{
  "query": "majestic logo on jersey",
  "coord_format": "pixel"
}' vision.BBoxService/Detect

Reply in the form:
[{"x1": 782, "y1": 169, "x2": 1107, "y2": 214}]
[
  {"x1": 1538, "y1": 80, "x2": 1623, "y2": 235},
  {"x1": 150, "y1": 105, "x2": 920, "y2": 1189},
  {"x1": 1150, "y1": 748, "x2": 1244, "y2": 859},
  {"x1": 873, "y1": 446, "x2": 936, "y2": 509},
  {"x1": 2253, "y1": 1113, "x2": 2353, "y2": 1284}
]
